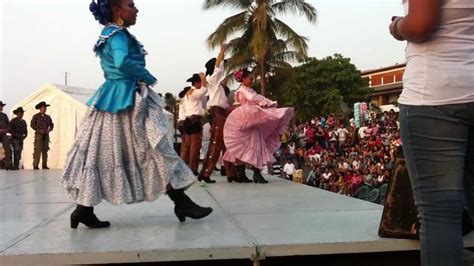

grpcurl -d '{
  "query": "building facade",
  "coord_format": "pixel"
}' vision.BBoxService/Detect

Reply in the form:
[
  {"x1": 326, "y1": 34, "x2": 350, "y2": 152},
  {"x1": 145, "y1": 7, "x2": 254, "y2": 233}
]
[{"x1": 361, "y1": 63, "x2": 406, "y2": 112}]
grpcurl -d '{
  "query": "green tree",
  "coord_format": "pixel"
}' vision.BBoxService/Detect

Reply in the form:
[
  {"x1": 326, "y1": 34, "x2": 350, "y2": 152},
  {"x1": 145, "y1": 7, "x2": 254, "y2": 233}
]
[
  {"x1": 164, "y1": 92, "x2": 178, "y2": 142},
  {"x1": 282, "y1": 54, "x2": 372, "y2": 122},
  {"x1": 203, "y1": 0, "x2": 317, "y2": 96},
  {"x1": 164, "y1": 92, "x2": 177, "y2": 114},
  {"x1": 266, "y1": 66, "x2": 295, "y2": 103}
]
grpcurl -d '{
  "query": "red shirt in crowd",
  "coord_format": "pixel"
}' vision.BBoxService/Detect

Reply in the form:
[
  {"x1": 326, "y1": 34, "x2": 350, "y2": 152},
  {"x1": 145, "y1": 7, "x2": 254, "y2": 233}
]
[
  {"x1": 314, "y1": 144, "x2": 323, "y2": 154},
  {"x1": 375, "y1": 137, "x2": 383, "y2": 147},
  {"x1": 306, "y1": 127, "x2": 315, "y2": 144},
  {"x1": 368, "y1": 139, "x2": 376, "y2": 148},
  {"x1": 305, "y1": 148, "x2": 316, "y2": 157}
]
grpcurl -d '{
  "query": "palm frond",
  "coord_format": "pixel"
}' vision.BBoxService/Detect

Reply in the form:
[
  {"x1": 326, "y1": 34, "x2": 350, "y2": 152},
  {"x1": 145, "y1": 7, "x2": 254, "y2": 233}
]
[
  {"x1": 203, "y1": 0, "x2": 254, "y2": 10},
  {"x1": 272, "y1": 50, "x2": 305, "y2": 62},
  {"x1": 271, "y1": 0, "x2": 317, "y2": 23},
  {"x1": 273, "y1": 18, "x2": 308, "y2": 55},
  {"x1": 227, "y1": 27, "x2": 253, "y2": 54},
  {"x1": 268, "y1": 38, "x2": 288, "y2": 53},
  {"x1": 207, "y1": 11, "x2": 249, "y2": 48},
  {"x1": 269, "y1": 60, "x2": 293, "y2": 69}
]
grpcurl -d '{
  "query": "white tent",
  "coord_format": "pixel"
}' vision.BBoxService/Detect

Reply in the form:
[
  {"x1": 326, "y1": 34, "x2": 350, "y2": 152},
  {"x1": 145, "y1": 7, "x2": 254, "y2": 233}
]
[{"x1": 11, "y1": 84, "x2": 95, "y2": 169}]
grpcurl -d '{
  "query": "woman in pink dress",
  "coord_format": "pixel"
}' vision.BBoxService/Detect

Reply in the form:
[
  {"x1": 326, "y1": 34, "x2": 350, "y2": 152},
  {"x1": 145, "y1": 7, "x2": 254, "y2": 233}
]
[{"x1": 223, "y1": 68, "x2": 294, "y2": 183}]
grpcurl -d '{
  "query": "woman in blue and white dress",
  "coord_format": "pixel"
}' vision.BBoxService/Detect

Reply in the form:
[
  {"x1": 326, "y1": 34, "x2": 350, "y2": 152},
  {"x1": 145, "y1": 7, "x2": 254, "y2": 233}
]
[{"x1": 61, "y1": 0, "x2": 212, "y2": 229}]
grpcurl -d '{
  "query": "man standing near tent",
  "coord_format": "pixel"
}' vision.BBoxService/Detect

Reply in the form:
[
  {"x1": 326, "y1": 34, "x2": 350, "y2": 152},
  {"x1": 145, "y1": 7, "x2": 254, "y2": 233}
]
[
  {"x1": 0, "y1": 101, "x2": 13, "y2": 170},
  {"x1": 10, "y1": 107, "x2": 28, "y2": 170},
  {"x1": 31, "y1": 101, "x2": 54, "y2": 170}
]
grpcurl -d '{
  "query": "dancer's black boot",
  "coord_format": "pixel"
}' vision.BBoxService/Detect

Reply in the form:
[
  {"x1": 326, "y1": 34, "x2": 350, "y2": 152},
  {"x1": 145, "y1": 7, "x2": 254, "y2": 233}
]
[
  {"x1": 167, "y1": 188, "x2": 213, "y2": 222},
  {"x1": 220, "y1": 167, "x2": 226, "y2": 177},
  {"x1": 70, "y1": 205, "x2": 111, "y2": 229},
  {"x1": 235, "y1": 165, "x2": 252, "y2": 183},
  {"x1": 253, "y1": 167, "x2": 269, "y2": 184}
]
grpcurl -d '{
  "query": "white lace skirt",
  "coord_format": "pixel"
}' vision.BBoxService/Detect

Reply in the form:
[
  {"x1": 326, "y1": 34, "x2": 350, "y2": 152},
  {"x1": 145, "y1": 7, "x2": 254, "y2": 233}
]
[{"x1": 61, "y1": 86, "x2": 195, "y2": 206}]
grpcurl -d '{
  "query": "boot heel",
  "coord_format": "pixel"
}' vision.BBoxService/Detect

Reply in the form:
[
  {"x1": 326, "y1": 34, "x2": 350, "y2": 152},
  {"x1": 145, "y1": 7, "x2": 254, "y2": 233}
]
[
  {"x1": 227, "y1": 177, "x2": 233, "y2": 183},
  {"x1": 70, "y1": 218, "x2": 79, "y2": 229},
  {"x1": 176, "y1": 212, "x2": 186, "y2": 222}
]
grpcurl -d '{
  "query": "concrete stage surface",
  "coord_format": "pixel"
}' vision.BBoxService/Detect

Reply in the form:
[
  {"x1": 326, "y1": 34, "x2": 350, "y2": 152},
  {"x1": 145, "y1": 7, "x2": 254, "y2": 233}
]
[{"x1": 1, "y1": 170, "x2": 473, "y2": 265}]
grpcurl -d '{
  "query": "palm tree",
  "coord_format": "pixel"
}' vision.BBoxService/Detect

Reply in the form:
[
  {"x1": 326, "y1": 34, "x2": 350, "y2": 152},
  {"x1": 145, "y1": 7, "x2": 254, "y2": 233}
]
[{"x1": 203, "y1": 0, "x2": 317, "y2": 96}]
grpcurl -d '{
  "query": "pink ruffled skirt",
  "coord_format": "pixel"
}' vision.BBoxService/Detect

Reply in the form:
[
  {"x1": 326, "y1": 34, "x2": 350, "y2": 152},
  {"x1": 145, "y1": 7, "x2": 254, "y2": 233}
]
[{"x1": 222, "y1": 104, "x2": 294, "y2": 168}]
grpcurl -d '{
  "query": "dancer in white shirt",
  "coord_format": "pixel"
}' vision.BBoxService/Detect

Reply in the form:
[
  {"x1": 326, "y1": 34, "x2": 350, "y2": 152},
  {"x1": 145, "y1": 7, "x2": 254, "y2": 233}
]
[
  {"x1": 198, "y1": 44, "x2": 240, "y2": 183},
  {"x1": 182, "y1": 73, "x2": 208, "y2": 176}
]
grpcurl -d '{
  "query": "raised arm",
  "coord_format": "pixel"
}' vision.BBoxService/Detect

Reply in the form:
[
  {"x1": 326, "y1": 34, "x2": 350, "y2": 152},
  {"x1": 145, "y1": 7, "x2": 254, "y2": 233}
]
[
  {"x1": 189, "y1": 73, "x2": 208, "y2": 100},
  {"x1": 208, "y1": 44, "x2": 228, "y2": 87}
]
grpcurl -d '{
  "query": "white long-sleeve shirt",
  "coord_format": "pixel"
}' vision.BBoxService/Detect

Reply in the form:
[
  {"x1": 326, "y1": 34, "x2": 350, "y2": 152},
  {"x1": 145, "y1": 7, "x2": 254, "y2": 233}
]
[
  {"x1": 283, "y1": 162, "x2": 296, "y2": 176},
  {"x1": 206, "y1": 62, "x2": 229, "y2": 109},
  {"x1": 184, "y1": 86, "x2": 208, "y2": 117},
  {"x1": 178, "y1": 97, "x2": 187, "y2": 122}
]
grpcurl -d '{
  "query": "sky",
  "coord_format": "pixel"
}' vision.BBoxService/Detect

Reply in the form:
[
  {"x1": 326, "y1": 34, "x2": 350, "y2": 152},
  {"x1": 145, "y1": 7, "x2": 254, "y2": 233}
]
[{"x1": 1, "y1": 0, "x2": 406, "y2": 113}]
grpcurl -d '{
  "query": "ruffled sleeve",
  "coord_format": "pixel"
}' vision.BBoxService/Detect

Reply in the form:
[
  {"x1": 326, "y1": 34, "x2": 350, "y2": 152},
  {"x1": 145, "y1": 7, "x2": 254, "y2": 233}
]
[
  {"x1": 236, "y1": 86, "x2": 277, "y2": 107},
  {"x1": 93, "y1": 25, "x2": 156, "y2": 85},
  {"x1": 93, "y1": 25, "x2": 122, "y2": 55}
]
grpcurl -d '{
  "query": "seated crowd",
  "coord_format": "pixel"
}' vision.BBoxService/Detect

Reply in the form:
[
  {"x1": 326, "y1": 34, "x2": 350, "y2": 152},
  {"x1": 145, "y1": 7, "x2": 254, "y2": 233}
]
[{"x1": 278, "y1": 110, "x2": 401, "y2": 198}]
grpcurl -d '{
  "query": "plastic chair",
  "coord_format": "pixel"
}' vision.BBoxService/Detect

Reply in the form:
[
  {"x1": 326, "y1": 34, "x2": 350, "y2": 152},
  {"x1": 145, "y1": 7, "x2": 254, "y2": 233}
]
[
  {"x1": 377, "y1": 183, "x2": 388, "y2": 204},
  {"x1": 367, "y1": 188, "x2": 380, "y2": 202},
  {"x1": 355, "y1": 186, "x2": 370, "y2": 200}
]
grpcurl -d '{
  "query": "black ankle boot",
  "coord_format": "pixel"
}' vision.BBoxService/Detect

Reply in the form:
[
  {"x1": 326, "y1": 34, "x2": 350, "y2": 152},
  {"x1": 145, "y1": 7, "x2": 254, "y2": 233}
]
[
  {"x1": 70, "y1": 205, "x2": 111, "y2": 229},
  {"x1": 220, "y1": 167, "x2": 226, "y2": 177},
  {"x1": 253, "y1": 168, "x2": 269, "y2": 184},
  {"x1": 236, "y1": 165, "x2": 252, "y2": 183},
  {"x1": 227, "y1": 175, "x2": 240, "y2": 183},
  {"x1": 167, "y1": 188, "x2": 213, "y2": 222},
  {"x1": 198, "y1": 174, "x2": 216, "y2": 183}
]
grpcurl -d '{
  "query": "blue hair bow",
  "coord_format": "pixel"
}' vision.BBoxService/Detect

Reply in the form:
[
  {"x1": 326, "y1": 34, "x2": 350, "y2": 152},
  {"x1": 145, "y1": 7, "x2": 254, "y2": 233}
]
[{"x1": 90, "y1": 0, "x2": 111, "y2": 25}]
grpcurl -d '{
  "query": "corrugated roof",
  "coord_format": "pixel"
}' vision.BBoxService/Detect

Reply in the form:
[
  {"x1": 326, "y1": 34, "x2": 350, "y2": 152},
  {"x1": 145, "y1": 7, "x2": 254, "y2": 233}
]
[{"x1": 361, "y1": 63, "x2": 407, "y2": 76}]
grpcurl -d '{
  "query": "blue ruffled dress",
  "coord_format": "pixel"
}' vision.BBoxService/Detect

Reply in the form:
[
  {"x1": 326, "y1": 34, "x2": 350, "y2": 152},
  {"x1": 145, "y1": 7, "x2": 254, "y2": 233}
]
[
  {"x1": 61, "y1": 25, "x2": 195, "y2": 206},
  {"x1": 88, "y1": 24, "x2": 156, "y2": 113}
]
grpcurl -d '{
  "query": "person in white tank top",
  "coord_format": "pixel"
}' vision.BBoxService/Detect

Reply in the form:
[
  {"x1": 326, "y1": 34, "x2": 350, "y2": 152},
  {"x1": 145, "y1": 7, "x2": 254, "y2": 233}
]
[{"x1": 389, "y1": 1, "x2": 474, "y2": 265}]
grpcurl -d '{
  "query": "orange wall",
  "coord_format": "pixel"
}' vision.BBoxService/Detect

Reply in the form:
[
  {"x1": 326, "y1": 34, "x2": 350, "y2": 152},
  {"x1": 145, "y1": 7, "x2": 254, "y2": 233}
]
[
  {"x1": 366, "y1": 68, "x2": 405, "y2": 87},
  {"x1": 371, "y1": 76, "x2": 382, "y2": 86}
]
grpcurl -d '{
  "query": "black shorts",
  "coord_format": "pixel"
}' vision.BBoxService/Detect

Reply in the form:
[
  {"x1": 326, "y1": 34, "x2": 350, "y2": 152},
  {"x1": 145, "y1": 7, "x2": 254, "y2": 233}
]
[{"x1": 184, "y1": 117, "x2": 202, "y2": 135}]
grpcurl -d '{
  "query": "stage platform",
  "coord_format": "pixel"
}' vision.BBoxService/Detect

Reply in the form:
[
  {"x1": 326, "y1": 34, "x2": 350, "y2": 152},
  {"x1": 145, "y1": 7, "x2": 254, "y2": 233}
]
[{"x1": 1, "y1": 170, "x2": 473, "y2": 265}]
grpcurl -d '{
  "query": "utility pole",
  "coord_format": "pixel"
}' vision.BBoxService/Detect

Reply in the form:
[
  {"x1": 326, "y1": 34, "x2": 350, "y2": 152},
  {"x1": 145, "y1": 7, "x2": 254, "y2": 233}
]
[{"x1": 64, "y1": 72, "x2": 70, "y2": 87}]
